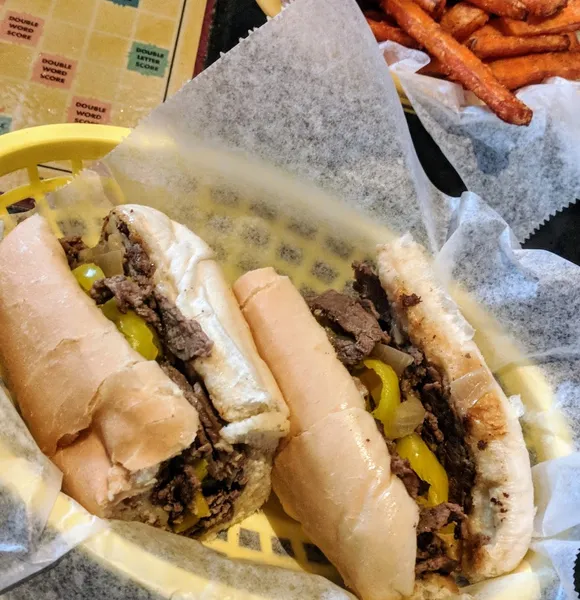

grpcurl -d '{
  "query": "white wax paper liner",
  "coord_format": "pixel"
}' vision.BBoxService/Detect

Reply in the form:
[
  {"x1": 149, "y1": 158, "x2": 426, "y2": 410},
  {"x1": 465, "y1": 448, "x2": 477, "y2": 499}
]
[
  {"x1": 534, "y1": 456, "x2": 580, "y2": 539},
  {"x1": 0, "y1": 383, "x2": 104, "y2": 592},
  {"x1": 118, "y1": 0, "x2": 451, "y2": 254},
  {"x1": 0, "y1": 383, "x2": 60, "y2": 556},
  {"x1": 384, "y1": 41, "x2": 580, "y2": 242},
  {"x1": 4, "y1": 521, "x2": 355, "y2": 600}
]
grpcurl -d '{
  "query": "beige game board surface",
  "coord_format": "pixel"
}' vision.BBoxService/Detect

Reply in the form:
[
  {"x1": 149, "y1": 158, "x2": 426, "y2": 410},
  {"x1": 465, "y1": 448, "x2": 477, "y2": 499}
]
[{"x1": 0, "y1": 0, "x2": 208, "y2": 135}]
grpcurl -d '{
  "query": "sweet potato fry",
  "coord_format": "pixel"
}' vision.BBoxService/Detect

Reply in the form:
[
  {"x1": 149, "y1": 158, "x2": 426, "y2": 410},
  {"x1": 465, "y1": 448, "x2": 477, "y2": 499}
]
[
  {"x1": 468, "y1": 22, "x2": 504, "y2": 42},
  {"x1": 519, "y1": 0, "x2": 567, "y2": 17},
  {"x1": 413, "y1": 0, "x2": 446, "y2": 19},
  {"x1": 469, "y1": 33, "x2": 571, "y2": 58},
  {"x1": 466, "y1": 0, "x2": 527, "y2": 20},
  {"x1": 418, "y1": 57, "x2": 452, "y2": 76},
  {"x1": 440, "y1": 2, "x2": 490, "y2": 41},
  {"x1": 366, "y1": 16, "x2": 421, "y2": 46},
  {"x1": 499, "y1": 0, "x2": 580, "y2": 35},
  {"x1": 364, "y1": 9, "x2": 390, "y2": 20},
  {"x1": 383, "y1": 0, "x2": 533, "y2": 124},
  {"x1": 489, "y1": 50, "x2": 580, "y2": 87},
  {"x1": 568, "y1": 31, "x2": 580, "y2": 48}
]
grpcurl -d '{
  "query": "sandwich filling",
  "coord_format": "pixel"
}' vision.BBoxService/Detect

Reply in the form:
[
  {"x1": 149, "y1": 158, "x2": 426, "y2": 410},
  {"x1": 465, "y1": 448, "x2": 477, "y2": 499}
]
[
  {"x1": 307, "y1": 262, "x2": 476, "y2": 577},
  {"x1": 60, "y1": 220, "x2": 247, "y2": 536}
]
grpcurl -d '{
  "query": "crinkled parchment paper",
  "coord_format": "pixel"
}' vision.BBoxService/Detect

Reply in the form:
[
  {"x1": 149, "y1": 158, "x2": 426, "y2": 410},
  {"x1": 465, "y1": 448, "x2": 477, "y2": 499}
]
[
  {"x1": 2, "y1": 0, "x2": 580, "y2": 597},
  {"x1": 3, "y1": 520, "x2": 355, "y2": 600},
  {"x1": 385, "y1": 42, "x2": 580, "y2": 242},
  {"x1": 0, "y1": 382, "x2": 103, "y2": 592}
]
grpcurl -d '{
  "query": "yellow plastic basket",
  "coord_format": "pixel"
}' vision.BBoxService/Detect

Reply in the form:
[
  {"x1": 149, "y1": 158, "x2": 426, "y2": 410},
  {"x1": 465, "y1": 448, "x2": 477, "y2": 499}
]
[
  {"x1": 0, "y1": 124, "x2": 130, "y2": 215},
  {"x1": 0, "y1": 124, "x2": 572, "y2": 600},
  {"x1": 0, "y1": 123, "x2": 341, "y2": 582}
]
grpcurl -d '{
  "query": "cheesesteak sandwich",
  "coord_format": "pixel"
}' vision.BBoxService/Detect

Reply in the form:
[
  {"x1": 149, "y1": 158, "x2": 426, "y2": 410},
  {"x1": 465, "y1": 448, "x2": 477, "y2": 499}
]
[
  {"x1": 0, "y1": 205, "x2": 288, "y2": 537},
  {"x1": 234, "y1": 235, "x2": 534, "y2": 600}
]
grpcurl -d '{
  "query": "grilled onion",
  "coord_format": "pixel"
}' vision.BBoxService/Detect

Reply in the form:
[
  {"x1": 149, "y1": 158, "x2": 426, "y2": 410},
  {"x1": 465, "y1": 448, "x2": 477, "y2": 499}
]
[
  {"x1": 372, "y1": 343, "x2": 414, "y2": 377},
  {"x1": 389, "y1": 395, "x2": 426, "y2": 439},
  {"x1": 92, "y1": 250, "x2": 124, "y2": 277}
]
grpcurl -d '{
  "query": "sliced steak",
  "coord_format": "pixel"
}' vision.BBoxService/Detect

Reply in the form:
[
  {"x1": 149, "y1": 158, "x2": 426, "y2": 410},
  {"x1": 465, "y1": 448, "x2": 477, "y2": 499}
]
[
  {"x1": 152, "y1": 462, "x2": 201, "y2": 519},
  {"x1": 352, "y1": 261, "x2": 392, "y2": 326},
  {"x1": 418, "y1": 502, "x2": 465, "y2": 534},
  {"x1": 423, "y1": 411, "x2": 444, "y2": 443},
  {"x1": 308, "y1": 289, "x2": 383, "y2": 366},
  {"x1": 399, "y1": 354, "x2": 428, "y2": 397},
  {"x1": 156, "y1": 362, "x2": 247, "y2": 531},
  {"x1": 399, "y1": 356, "x2": 475, "y2": 512},
  {"x1": 196, "y1": 487, "x2": 242, "y2": 532},
  {"x1": 387, "y1": 441, "x2": 429, "y2": 500},
  {"x1": 60, "y1": 235, "x2": 88, "y2": 269},
  {"x1": 416, "y1": 531, "x2": 459, "y2": 576},
  {"x1": 159, "y1": 363, "x2": 219, "y2": 442},
  {"x1": 116, "y1": 221, "x2": 155, "y2": 279},
  {"x1": 155, "y1": 292, "x2": 213, "y2": 361},
  {"x1": 421, "y1": 381, "x2": 475, "y2": 512},
  {"x1": 415, "y1": 555, "x2": 458, "y2": 576},
  {"x1": 325, "y1": 329, "x2": 372, "y2": 367},
  {"x1": 159, "y1": 362, "x2": 227, "y2": 451},
  {"x1": 113, "y1": 225, "x2": 213, "y2": 359},
  {"x1": 90, "y1": 274, "x2": 212, "y2": 361},
  {"x1": 90, "y1": 275, "x2": 159, "y2": 325},
  {"x1": 191, "y1": 382, "x2": 224, "y2": 446},
  {"x1": 153, "y1": 436, "x2": 246, "y2": 531},
  {"x1": 206, "y1": 445, "x2": 247, "y2": 487}
]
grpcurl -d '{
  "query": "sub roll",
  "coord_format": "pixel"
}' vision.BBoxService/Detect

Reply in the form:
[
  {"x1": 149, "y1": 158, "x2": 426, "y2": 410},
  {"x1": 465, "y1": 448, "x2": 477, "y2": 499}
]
[
  {"x1": 0, "y1": 206, "x2": 288, "y2": 537},
  {"x1": 234, "y1": 235, "x2": 534, "y2": 599}
]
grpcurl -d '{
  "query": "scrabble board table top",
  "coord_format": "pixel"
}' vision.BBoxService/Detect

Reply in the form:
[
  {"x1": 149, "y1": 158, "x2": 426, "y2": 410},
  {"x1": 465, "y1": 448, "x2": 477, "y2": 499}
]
[{"x1": 0, "y1": 0, "x2": 211, "y2": 134}]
